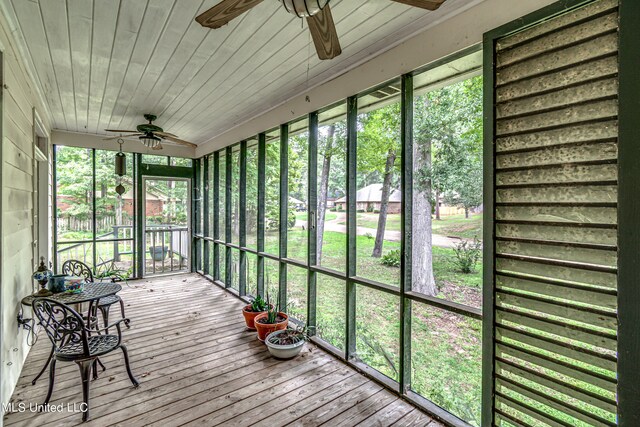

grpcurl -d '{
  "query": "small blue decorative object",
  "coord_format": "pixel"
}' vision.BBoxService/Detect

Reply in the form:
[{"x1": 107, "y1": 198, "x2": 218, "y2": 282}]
[
  {"x1": 32, "y1": 269, "x2": 52, "y2": 282},
  {"x1": 32, "y1": 257, "x2": 53, "y2": 297},
  {"x1": 48, "y1": 275, "x2": 68, "y2": 293}
]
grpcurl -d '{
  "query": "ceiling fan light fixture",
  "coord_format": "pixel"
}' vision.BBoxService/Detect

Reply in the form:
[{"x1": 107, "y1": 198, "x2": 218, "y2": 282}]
[
  {"x1": 280, "y1": 0, "x2": 329, "y2": 17},
  {"x1": 140, "y1": 133, "x2": 162, "y2": 149}
]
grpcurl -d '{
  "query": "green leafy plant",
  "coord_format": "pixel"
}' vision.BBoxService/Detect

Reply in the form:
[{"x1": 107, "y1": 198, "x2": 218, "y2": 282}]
[
  {"x1": 452, "y1": 237, "x2": 482, "y2": 274},
  {"x1": 263, "y1": 291, "x2": 283, "y2": 324},
  {"x1": 267, "y1": 324, "x2": 315, "y2": 345},
  {"x1": 249, "y1": 294, "x2": 267, "y2": 312},
  {"x1": 381, "y1": 249, "x2": 401, "y2": 267},
  {"x1": 95, "y1": 259, "x2": 130, "y2": 282}
]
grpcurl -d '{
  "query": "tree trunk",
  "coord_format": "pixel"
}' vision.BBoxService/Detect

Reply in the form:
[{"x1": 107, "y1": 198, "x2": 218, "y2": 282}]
[
  {"x1": 372, "y1": 150, "x2": 396, "y2": 258},
  {"x1": 435, "y1": 190, "x2": 441, "y2": 221},
  {"x1": 116, "y1": 196, "x2": 123, "y2": 226},
  {"x1": 316, "y1": 125, "x2": 334, "y2": 263},
  {"x1": 465, "y1": 207, "x2": 469, "y2": 219},
  {"x1": 412, "y1": 141, "x2": 436, "y2": 296}
]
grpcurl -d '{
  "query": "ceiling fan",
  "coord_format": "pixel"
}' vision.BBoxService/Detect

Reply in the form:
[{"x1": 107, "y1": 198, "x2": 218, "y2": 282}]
[
  {"x1": 195, "y1": 0, "x2": 447, "y2": 60},
  {"x1": 104, "y1": 114, "x2": 197, "y2": 150}
]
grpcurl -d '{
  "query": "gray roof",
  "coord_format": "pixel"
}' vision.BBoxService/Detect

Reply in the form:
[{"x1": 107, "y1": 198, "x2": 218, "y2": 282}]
[{"x1": 335, "y1": 184, "x2": 401, "y2": 203}]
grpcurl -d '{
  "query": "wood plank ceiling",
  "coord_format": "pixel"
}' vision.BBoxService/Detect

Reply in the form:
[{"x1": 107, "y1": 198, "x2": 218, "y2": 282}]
[{"x1": 1, "y1": 0, "x2": 471, "y2": 145}]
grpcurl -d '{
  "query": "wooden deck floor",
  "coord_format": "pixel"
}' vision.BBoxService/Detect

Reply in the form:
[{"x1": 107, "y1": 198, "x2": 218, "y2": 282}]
[{"x1": 4, "y1": 274, "x2": 439, "y2": 427}]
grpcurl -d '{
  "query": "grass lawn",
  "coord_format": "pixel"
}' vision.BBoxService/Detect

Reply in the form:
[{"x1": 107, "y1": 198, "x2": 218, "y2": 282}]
[
  {"x1": 432, "y1": 213, "x2": 483, "y2": 239},
  {"x1": 336, "y1": 212, "x2": 482, "y2": 240},
  {"x1": 58, "y1": 230, "x2": 93, "y2": 241},
  {"x1": 295, "y1": 211, "x2": 337, "y2": 222},
  {"x1": 355, "y1": 212, "x2": 402, "y2": 231}
]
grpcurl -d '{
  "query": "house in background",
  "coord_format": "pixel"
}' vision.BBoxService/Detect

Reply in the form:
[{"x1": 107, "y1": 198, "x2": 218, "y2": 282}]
[
  {"x1": 121, "y1": 187, "x2": 167, "y2": 218},
  {"x1": 335, "y1": 184, "x2": 402, "y2": 213},
  {"x1": 288, "y1": 196, "x2": 306, "y2": 211},
  {"x1": 334, "y1": 184, "x2": 481, "y2": 217}
]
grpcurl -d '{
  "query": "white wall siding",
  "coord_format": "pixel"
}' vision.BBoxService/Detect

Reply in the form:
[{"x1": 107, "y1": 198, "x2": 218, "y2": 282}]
[{"x1": 0, "y1": 6, "x2": 51, "y2": 417}]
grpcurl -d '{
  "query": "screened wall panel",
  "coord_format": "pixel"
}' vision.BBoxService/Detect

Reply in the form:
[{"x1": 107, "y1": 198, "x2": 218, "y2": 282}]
[
  {"x1": 287, "y1": 118, "x2": 309, "y2": 263},
  {"x1": 489, "y1": 0, "x2": 619, "y2": 425},
  {"x1": 246, "y1": 140, "x2": 259, "y2": 250},
  {"x1": 231, "y1": 147, "x2": 240, "y2": 244},
  {"x1": 264, "y1": 129, "x2": 280, "y2": 255},
  {"x1": 316, "y1": 105, "x2": 347, "y2": 273}
]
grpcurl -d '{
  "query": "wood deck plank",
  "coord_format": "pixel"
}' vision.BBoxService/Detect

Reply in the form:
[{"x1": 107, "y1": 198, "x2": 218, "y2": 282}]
[
  {"x1": 287, "y1": 380, "x2": 384, "y2": 426},
  {"x1": 3, "y1": 274, "x2": 433, "y2": 427},
  {"x1": 354, "y1": 399, "x2": 417, "y2": 426},
  {"x1": 390, "y1": 408, "x2": 442, "y2": 426}
]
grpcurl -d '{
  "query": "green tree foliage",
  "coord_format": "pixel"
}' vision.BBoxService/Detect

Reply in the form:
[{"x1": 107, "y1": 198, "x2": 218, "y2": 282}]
[
  {"x1": 357, "y1": 102, "x2": 401, "y2": 258},
  {"x1": 56, "y1": 147, "x2": 94, "y2": 223},
  {"x1": 265, "y1": 141, "x2": 281, "y2": 231},
  {"x1": 415, "y1": 76, "x2": 483, "y2": 217},
  {"x1": 317, "y1": 120, "x2": 346, "y2": 262}
]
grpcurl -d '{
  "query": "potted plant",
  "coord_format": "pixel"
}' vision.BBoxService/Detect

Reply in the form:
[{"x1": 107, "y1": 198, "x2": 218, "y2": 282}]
[
  {"x1": 149, "y1": 246, "x2": 168, "y2": 262},
  {"x1": 242, "y1": 294, "x2": 270, "y2": 330},
  {"x1": 254, "y1": 294, "x2": 288, "y2": 342},
  {"x1": 265, "y1": 324, "x2": 311, "y2": 359},
  {"x1": 95, "y1": 259, "x2": 130, "y2": 283}
]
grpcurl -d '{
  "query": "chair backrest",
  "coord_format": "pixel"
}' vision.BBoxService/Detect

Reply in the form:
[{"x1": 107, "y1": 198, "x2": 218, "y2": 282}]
[
  {"x1": 61, "y1": 260, "x2": 93, "y2": 283},
  {"x1": 32, "y1": 298, "x2": 89, "y2": 355}
]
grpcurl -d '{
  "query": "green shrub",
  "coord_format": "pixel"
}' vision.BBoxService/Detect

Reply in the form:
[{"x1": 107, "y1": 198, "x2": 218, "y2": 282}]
[
  {"x1": 452, "y1": 238, "x2": 482, "y2": 273},
  {"x1": 288, "y1": 209, "x2": 296, "y2": 229},
  {"x1": 381, "y1": 249, "x2": 401, "y2": 267},
  {"x1": 366, "y1": 204, "x2": 374, "y2": 213}
]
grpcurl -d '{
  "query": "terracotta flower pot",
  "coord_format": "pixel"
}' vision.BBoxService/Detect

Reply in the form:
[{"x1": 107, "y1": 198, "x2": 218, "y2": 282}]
[
  {"x1": 254, "y1": 312, "x2": 288, "y2": 342},
  {"x1": 242, "y1": 304, "x2": 272, "y2": 330}
]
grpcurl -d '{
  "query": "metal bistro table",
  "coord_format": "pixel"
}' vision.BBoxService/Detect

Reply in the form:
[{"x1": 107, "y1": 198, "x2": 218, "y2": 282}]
[{"x1": 21, "y1": 282, "x2": 122, "y2": 385}]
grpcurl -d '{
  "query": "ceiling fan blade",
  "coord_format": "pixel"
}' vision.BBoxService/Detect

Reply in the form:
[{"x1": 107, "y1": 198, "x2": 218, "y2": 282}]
[
  {"x1": 196, "y1": 0, "x2": 264, "y2": 29},
  {"x1": 155, "y1": 131, "x2": 179, "y2": 138},
  {"x1": 104, "y1": 129, "x2": 139, "y2": 133},
  {"x1": 389, "y1": 0, "x2": 447, "y2": 11},
  {"x1": 306, "y1": 6, "x2": 341, "y2": 61},
  {"x1": 102, "y1": 134, "x2": 144, "y2": 140},
  {"x1": 306, "y1": 5, "x2": 341, "y2": 60},
  {"x1": 161, "y1": 135, "x2": 197, "y2": 148}
]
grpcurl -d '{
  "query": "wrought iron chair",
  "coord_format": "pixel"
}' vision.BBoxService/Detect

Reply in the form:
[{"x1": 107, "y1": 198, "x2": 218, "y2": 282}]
[
  {"x1": 32, "y1": 298, "x2": 138, "y2": 422},
  {"x1": 61, "y1": 260, "x2": 130, "y2": 331}
]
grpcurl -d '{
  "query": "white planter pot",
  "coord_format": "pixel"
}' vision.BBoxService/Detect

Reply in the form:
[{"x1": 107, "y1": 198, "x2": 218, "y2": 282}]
[{"x1": 265, "y1": 330, "x2": 305, "y2": 359}]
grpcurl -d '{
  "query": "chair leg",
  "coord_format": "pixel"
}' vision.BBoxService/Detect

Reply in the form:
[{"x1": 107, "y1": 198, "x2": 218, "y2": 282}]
[
  {"x1": 32, "y1": 345, "x2": 54, "y2": 385},
  {"x1": 119, "y1": 298, "x2": 130, "y2": 328},
  {"x1": 99, "y1": 305, "x2": 110, "y2": 333},
  {"x1": 42, "y1": 359, "x2": 56, "y2": 406},
  {"x1": 76, "y1": 359, "x2": 94, "y2": 422},
  {"x1": 91, "y1": 359, "x2": 106, "y2": 381},
  {"x1": 120, "y1": 345, "x2": 139, "y2": 387}
]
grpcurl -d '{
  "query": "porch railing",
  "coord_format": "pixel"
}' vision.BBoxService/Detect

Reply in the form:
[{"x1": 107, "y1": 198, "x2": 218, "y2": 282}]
[
  {"x1": 144, "y1": 225, "x2": 189, "y2": 275},
  {"x1": 56, "y1": 225, "x2": 134, "y2": 272}
]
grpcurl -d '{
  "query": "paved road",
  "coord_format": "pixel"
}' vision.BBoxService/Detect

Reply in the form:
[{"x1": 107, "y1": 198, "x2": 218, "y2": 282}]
[{"x1": 295, "y1": 212, "x2": 463, "y2": 248}]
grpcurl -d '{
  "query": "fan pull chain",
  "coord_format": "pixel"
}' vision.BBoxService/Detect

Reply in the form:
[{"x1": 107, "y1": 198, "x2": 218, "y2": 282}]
[{"x1": 306, "y1": 21, "x2": 311, "y2": 88}]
